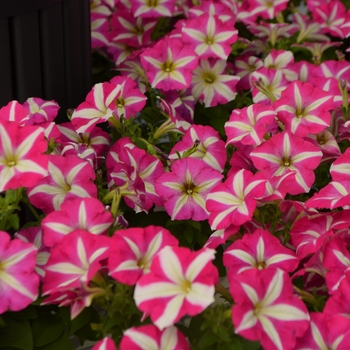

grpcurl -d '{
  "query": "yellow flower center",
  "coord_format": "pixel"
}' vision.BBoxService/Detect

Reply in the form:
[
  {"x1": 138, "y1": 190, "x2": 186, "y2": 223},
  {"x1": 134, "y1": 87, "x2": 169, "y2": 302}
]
[
  {"x1": 181, "y1": 279, "x2": 192, "y2": 293},
  {"x1": 202, "y1": 72, "x2": 216, "y2": 84}
]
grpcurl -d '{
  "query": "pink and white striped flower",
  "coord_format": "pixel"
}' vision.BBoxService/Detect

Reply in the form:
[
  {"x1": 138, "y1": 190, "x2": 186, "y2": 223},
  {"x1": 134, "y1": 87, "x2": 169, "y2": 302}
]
[
  {"x1": 28, "y1": 155, "x2": 97, "y2": 213},
  {"x1": 43, "y1": 230, "x2": 110, "y2": 295},
  {"x1": 191, "y1": 58, "x2": 240, "y2": 107},
  {"x1": 140, "y1": 36, "x2": 198, "y2": 91},
  {"x1": 330, "y1": 147, "x2": 350, "y2": 181},
  {"x1": 251, "y1": 68, "x2": 288, "y2": 104},
  {"x1": 0, "y1": 231, "x2": 39, "y2": 314},
  {"x1": 15, "y1": 226, "x2": 50, "y2": 279},
  {"x1": 206, "y1": 169, "x2": 266, "y2": 229},
  {"x1": 0, "y1": 101, "x2": 30, "y2": 124},
  {"x1": 41, "y1": 197, "x2": 113, "y2": 247},
  {"x1": 57, "y1": 123, "x2": 110, "y2": 158},
  {"x1": 246, "y1": 0, "x2": 289, "y2": 20},
  {"x1": 130, "y1": 0, "x2": 175, "y2": 18},
  {"x1": 120, "y1": 325, "x2": 189, "y2": 350},
  {"x1": 204, "y1": 225, "x2": 240, "y2": 249},
  {"x1": 305, "y1": 180, "x2": 350, "y2": 210},
  {"x1": 250, "y1": 131, "x2": 323, "y2": 195},
  {"x1": 263, "y1": 50, "x2": 298, "y2": 82},
  {"x1": 92, "y1": 337, "x2": 116, "y2": 350},
  {"x1": 110, "y1": 10, "x2": 157, "y2": 48},
  {"x1": 108, "y1": 226, "x2": 178, "y2": 285},
  {"x1": 0, "y1": 120, "x2": 48, "y2": 192},
  {"x1": 182, "y1": 14, "x2": 238, "y2": 60},
  {"x1": 23, "y1": 97, "x2": 60, "y2": 124},
  {"x1": 109, "y1": 76, "x2": 147, "y2": 119},
  {"x1": 322, "y1": 237, "x2": 350, "y2": 293},
  {"x1": 134, "y1": 246, "x2": 218, "y2": 330},
  {"x1": 155, "y1": 158, "x2": 223, "y2": 221},
  {"x1": 169, "y1": 125, "x2": 227, "y2": 172},
  {"x1": 294, "y1": 312, "x2": 350, "y2": 349},
  {"x1": 312, "y1": 0, "x2": 347, "y2": 38},
  {"x1": 225, "y1": 104, "x2": 277, "y2": 147},
  {"x1": 234, "y1": 54, "x2": 263, "y2": 91},
  {"x1": 273, "y1": 80, "x2": 334, "y2": 137},
  {"x1": 230, "y1": 268, "x2": 310, "y2": 350},
  {"x1": 224, "y1": 229, "x2": 299, "y2": 275},
  {"x1": 71, "y1": 82, "x2": 122, "y2": 133}
]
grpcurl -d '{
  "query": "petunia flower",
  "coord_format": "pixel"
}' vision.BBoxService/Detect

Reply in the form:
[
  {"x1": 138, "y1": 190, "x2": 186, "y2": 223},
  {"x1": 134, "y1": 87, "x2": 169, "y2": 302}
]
[
  {"x1": 230, "y1": 268, "x2": 310, "y2": 350},
  {"x1": 108, "y1": 226, "x2": 178, "y2": 285},
  {"x1": 0, "y1": 120, "x2": 48, "y2": 192},
  {"x1": 140, "y1": 36, "x2": 198, "y2": 91},
  {"x1": 155, "y1": 158, "x2": 223, "y2": 221},
  {"x1": 134, "y1": 246, "x2": 218, "y2": 330},
  {"x1": 0, "y1": 231, "x2": 39, "y2": 314}
]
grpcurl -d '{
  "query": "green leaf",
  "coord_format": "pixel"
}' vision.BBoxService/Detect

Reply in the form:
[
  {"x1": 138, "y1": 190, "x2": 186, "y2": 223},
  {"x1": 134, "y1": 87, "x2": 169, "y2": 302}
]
[
  {"x1": 218, "y1": 338, "x2": 242, "y2": 350},
  {"x1": 67, "y1": 308, "x2": 92, "y2": 335},
  {"x1": 198, "y1": 332, "x2": 219, "y2": 348},
  {"x1": 34, "y1": 332, "x2": 74, "y2": 350},
  {"x1": 0, "y1": 318, "x2": 33, "y2": 350},
  {"x1": 31, "y1": 314, "x2": 65, "y2": 347},
  {"x1": 8, "y1": 306, "x2": 37, "y2": 320}
]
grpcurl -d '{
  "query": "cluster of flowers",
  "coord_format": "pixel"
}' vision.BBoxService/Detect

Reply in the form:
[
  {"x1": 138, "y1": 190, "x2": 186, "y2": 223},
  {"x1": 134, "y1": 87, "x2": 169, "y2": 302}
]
[{"x1": 2, "y1": 0, "x2": 350, "y2": 349}]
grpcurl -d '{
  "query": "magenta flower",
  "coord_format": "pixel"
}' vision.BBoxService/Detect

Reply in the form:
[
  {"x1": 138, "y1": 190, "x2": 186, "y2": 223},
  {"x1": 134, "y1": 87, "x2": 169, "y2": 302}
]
[
  {"x1": 130, "y1": 0, "x2": 175, "y2": 17},
  {"x1": 43, "y1": 230, "x2": 110, "y2": 295},
  {"x1": 294, "y1": 313, "x2": 350, "y2": 349},
  {"x1": 108, "y1": 226, "x2": 178, "y2": 285},
  {"x1": 155, "y1": 158, "x2": 223, "y2": 221},
  {"x1": 250, "y1": 131, "x2": 323, "y2": 195},
  {"x1": 71, "y1": 82, "x2": 122, "y2": 133},
  {"x1": 230, "y1": 268, "x2": 310, "y2": 350},
  {"x1": 273, "y1": 81, "x2": 334, "y2": 137},
  {"x1": 110, "y1": 9, "x2": 157, "y2": 48},
  {"x1": 0, "y1": 120, "x2": 48, "y2": 192},
  {"x1": 28, "y1": 155, "x2": 97, "y2": 213},
  {"x1": 0, "y1": 101, "x2": 30, "y2": 124},
  {"x1": 169, "y1": 125, "x2": 227, "y2": 172},
  {"x1": 41, "y1": 197, "x2": 114, "y2": 247},
  {"x1": 246, "y1": 0, "x2": 289, "y2": 20},
  {"x1": 191, "y1": 58, "x2": 239, "y2": 107},
  {"x1": 134, "y1": 246, "x2": 218, "y2": 330},
  {"x1": 0, "y1": 231, "x2": 39, "y2": 314},
  {"x1": 15, "y1": 226, "x2": 50, "y2": 279},
  {"x1": 120, "y1": 325, "x2": 189, "y2": 350},
  {"x1": 234, "y1": 55, "x2": 263, "y2": 90},
  {"x1": 225, "y1": 104, "x2": 277, "y2": 147},
  {"x1": 330, "y1": 147, "x2": 350, "y2": 181},
  {"x1": 224, "y1": 229, "x2": 299, "y2": 275},
  {"x1": 251, "y1": 68, "x2": 288, "y2": 104},
  {"x1": 92, "y1": 338, "x2": 116, "y2": 350},
  {"x1": 23, "y1": 97, "x2": 60, "y2": 124},
  {"x1": 109, "y1": 76, "x2": 147, "y2": 119},
  {"x1": 140, "y1": 36, "x2": 198, "y2": 91},
  {"x1": 322, "y1": 237, "x2": 350, "y2": 293},
  {"x1": 182, "y1": 14, "x2": 238, "y2": 60},
  {"x1": 206, "y1": 169, "x2": 266, "y2": 229},
  {"x1": 305, "y1": 179, "x2": 350, "y2": 210}
]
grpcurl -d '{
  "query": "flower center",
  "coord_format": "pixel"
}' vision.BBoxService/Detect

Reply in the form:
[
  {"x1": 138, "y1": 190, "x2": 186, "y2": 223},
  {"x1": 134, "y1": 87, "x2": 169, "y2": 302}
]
[
  {"x1": 117, "y1": 98, "x2": 125, "y2": 108},
  {"x1": 202, "y1": 72, "x2": 216, "y2": 84},
  {"x1": 255, "y1": 261, "x2": 266, "y2": 270},
  {"x1": 184, "y1": 182, "x2": 196, "y2": 196},
  {"x1": 7, "y1": 159, "x2": 16, "y2": 167},
  {"x1": 162, "y1": 60, "x2": 174, "y2": 73},
  {"x1": 296, "y1": 107, "x2": 305, "y2": 118},
  {"x1": 317, "y1": 133, "x2": 327, "y2": 145},
  {"x1": 81, "y1": 134, "x2": 91, "y2": 147},
  {"x1": 281, "y1": 157, "x2": 292, "y2": 167},
  {"x1": 181, "y1": 279, "x2": 192, "y2": 293},
  {"x1": 147, "y1": 0, "x2": 158, "y2": 7}
]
